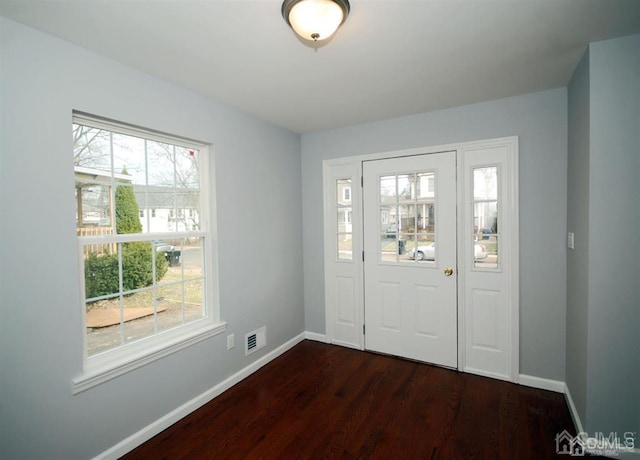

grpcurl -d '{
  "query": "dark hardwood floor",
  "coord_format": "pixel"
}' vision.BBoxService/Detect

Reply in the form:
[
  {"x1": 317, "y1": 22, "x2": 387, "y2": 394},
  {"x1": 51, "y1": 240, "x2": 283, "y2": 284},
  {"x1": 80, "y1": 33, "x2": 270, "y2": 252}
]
[{"x1": 123, "y1": 340, "x2": 577, "y2": 459}]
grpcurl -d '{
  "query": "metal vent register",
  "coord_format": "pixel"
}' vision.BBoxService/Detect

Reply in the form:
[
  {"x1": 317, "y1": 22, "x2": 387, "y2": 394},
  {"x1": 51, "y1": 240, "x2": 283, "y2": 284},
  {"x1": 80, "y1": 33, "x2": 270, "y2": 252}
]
[{"x1": 245, "y1": 326, "x2": 266, "y2": 356}]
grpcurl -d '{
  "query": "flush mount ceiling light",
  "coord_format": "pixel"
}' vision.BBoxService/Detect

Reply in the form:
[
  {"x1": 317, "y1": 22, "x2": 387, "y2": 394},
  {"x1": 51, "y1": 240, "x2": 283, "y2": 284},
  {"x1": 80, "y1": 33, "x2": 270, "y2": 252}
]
[{"x1": 282, "y1": 0, "x2": 350, "y2": 42}]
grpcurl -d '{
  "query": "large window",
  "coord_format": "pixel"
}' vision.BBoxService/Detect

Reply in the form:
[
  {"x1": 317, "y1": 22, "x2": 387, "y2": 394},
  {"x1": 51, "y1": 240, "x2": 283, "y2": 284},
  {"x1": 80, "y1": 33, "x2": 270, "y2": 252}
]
[{"x1": 73, "y1": 113, "x2": 222, "y2": 392}]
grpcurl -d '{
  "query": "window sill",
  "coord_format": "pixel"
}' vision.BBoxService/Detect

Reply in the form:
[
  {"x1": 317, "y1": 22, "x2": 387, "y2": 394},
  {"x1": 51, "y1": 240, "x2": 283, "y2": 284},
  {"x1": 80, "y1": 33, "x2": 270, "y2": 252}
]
[{"x1": 72, "y1": 321, "x2": 226, "y2": 395}]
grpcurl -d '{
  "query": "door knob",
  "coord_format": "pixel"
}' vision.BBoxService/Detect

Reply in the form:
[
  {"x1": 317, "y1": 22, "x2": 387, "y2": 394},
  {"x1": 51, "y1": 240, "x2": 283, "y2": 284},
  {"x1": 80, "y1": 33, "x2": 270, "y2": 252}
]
[{"x1": 444, "y1": 267, "x2": 454, "y2": 277}]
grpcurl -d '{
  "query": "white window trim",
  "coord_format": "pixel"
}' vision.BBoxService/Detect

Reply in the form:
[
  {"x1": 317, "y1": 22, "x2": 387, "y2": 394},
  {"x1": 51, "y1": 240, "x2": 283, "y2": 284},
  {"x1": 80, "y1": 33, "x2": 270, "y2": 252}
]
[{"x1": 72, "y1": 112, "x2": 224, "y2": 394}]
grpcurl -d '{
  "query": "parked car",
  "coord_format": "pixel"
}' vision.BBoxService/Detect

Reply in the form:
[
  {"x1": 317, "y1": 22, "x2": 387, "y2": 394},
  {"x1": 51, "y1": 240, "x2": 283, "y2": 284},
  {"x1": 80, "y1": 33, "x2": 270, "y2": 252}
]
[
  {"x1": 408, "y1": 243, "x2": 487, "y2": 261},
  {"x1": 152, "y1": 240, "x2": 174, "y2": 253}
]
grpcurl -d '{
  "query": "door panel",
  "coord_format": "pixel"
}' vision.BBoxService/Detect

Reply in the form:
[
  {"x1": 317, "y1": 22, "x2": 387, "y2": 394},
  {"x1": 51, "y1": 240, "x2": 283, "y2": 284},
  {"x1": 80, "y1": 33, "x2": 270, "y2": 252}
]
[{"x1": 363, "y1": 152, "x2": 457, "y2": 367}]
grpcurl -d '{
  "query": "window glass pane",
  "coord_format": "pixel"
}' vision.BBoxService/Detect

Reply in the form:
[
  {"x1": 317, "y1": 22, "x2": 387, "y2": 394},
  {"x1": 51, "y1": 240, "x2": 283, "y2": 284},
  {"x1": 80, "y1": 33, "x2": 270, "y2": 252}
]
[
  {"x1": 175, "y1": 148, "x2": 201, "y2": 232},
  {"x1": 73, "y1": 124, "x2": 111, "y2": 170},
  {"x1": 112, "y1": 133, "x2": 145, "y2": 184},
  {"x1": 338, "y1": 234, "x2": 353, "y2": 260},
  {"x1": 76, "y1": 183, "x2": 112, "y2": 229},
  {"x1": 147, "y1": 140, "x2": 176, "y2": 187},
  {"x1": 123, "y1": 291, "x2": 156, "y2": 344},
  {"x1": 473, "y1": 167, "x2": 498, "y2": 200},
  {"x1": 83, "y1": 243, "x2": 119, "y2": 301}
]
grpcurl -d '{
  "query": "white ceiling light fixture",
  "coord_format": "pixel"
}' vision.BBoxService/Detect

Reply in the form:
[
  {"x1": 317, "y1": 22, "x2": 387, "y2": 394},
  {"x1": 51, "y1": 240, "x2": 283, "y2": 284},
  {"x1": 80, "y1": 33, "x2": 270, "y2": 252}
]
[{"x1": 282, "y1": 0, "x2": 350, "y2": 42}]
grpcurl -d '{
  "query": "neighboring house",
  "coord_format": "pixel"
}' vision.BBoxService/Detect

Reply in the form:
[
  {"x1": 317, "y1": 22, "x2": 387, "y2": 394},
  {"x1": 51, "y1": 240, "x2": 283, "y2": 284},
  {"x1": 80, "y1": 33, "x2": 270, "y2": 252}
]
[
  {"x1": 74, "y1": 166, "x2": 199, "y2": 235},
  {"x1": 336, "y1": 180, "x2": 352, "y2": 233},
  {"x1": 134, "y1": 185, "x2": 199, "y2": 234},
  {"x1": 74, "y1": 165, "x2": 132, "y2": 229}
]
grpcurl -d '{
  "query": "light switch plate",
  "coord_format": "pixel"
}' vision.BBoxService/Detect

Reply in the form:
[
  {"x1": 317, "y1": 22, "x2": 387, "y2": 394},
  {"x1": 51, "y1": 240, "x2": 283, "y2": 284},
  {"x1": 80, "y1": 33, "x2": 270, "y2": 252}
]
[{"x1": 567, "y1": 232, "x2": 575, "y2": 250}]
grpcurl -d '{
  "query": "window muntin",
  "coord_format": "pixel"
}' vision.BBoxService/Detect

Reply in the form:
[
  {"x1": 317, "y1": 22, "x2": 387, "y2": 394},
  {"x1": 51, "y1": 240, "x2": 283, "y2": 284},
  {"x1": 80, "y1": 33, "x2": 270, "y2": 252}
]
[{"x1": 74, "y1": 114, "x2": 214, "y2": 360}]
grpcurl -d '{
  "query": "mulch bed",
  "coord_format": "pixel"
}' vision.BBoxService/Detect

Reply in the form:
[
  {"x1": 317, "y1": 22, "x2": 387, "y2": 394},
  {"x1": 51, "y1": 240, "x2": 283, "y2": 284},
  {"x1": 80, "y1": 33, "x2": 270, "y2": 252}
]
[{"x1": 86, "y1": 307, "x2": 167, "y2": 328}]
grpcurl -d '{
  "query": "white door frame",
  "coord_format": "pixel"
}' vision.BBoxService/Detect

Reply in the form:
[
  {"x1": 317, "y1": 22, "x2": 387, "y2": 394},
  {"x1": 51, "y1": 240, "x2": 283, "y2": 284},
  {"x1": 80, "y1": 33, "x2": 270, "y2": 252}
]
[{"x1": 323, "y1": 136, "x2": 519, "y2": 382}]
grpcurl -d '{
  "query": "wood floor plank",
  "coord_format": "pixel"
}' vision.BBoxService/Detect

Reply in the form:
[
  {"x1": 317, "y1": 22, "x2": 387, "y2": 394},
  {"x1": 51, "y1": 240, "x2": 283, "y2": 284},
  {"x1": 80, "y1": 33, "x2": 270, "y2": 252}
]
[{"x1": 122, "y1": 341, "x2": 576, "y2": 459}]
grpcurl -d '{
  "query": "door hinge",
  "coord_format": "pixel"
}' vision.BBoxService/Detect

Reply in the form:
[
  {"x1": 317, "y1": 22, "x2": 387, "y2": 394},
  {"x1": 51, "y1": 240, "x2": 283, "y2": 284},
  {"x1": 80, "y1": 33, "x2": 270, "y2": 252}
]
[
  {"x1": 361, "y1": 176, "x2": 364, "y2": 187},
  {"x1": 363, "y1": 324, "x2": 366, "y2": 335},
  {"x1": 362, "y1": 251, "x2": 365, "y2": 262}
]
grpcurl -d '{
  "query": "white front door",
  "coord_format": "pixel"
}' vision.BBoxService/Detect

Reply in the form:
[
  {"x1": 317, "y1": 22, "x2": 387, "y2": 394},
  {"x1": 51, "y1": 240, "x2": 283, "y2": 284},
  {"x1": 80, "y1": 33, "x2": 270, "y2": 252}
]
[{"x1": 363, "y1": 152, "x2": 457, "y2": 367}]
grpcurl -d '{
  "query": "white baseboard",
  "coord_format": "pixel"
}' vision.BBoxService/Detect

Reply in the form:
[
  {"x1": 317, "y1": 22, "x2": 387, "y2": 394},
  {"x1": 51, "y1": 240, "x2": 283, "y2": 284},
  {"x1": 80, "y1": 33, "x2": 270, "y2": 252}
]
[
  {"x1": 519, "y1": 374, "x2": 565, "y2": 393},
  {"x1": 95, "y1": 332, "x2": 307, "y2": 460},
  {"x1": 563, "y1": 383, "x2": 584, "y2": 434},
  {"x1": 564, "y1": 384, "x2": 640, "y2": 458},
  {"x1": 304, "y1": 331, "x2": 329, "y2": 343}
]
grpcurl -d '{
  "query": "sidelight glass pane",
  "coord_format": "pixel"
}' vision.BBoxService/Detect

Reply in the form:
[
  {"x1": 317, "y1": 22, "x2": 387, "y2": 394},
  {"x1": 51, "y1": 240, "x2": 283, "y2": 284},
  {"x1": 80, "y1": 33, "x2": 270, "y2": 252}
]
[
  {"x1": 473, "y1": 167, "x2": 498, "y2": 201},
  {"x1": 473, "y1": 166, "x2": 499, "y2": 269},
  {"x1": 337, "y1": 207, "x2": 352, "y2": 233},
  {"x1": 337, "y1": 179, "x2": 352, "y2": 204},
  {"x1": 338, "y1": 234, "x2": 353, "y2": 260},
  {"x1": 336, "y1": 178, "x2": 353, "y2": 261}
]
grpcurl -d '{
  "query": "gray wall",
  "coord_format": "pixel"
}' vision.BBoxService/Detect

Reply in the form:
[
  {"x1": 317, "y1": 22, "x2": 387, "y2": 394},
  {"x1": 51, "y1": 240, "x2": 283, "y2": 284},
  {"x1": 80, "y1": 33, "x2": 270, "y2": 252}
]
[
  {"x1": 586, "y1": 34, "x2": 640, "y2": 435},
  {"x1": 566, "y1": 50, "x2": 590, "y2": 426},
  {"x1": 302, "y1": 89, "x2": 568, "y2": 381},
  {"x1": 566, "y1": 33, "x2": 640, "y2": 437},
  {"x1": 0, "y1": 19, "x2": 303, "y2": 459}
]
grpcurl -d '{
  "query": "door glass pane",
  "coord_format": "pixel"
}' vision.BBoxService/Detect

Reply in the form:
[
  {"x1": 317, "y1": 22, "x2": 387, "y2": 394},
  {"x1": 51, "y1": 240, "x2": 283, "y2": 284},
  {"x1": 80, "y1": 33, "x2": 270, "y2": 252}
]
[
  {"x1": 380, "y1": 176, "x2": 396, "y2": 205},
  {"x1": 473, "y1": 167, "x2": 499, "y2": 269},
  {"x1": 397, "y1": 174, "x2": 414, "y2": 202},
  {"x1": 398, "y1": 234, "x2": 415, "y2": 263},
  {"x1": 415, "y1": 233, "x2": 436, "y2": 263},
  {"x1": 417, "y1": 172, "x2": 435, "y2": 199},
  {"x1": 416, "y1": 203, "x2": 434, "y2": 233},
  {"x1": 398, "y1": 204, "x2": 416, "y2": 234},
  {"x1": 380, "y1": 234, "x2": 397, "y2": 262}
]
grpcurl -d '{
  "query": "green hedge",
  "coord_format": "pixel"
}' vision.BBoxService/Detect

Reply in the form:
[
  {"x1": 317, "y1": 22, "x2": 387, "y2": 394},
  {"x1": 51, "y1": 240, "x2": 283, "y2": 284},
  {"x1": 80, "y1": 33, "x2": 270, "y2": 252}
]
[{"x1": 85, "y1": 242, "x2": 168, "y2": 300}]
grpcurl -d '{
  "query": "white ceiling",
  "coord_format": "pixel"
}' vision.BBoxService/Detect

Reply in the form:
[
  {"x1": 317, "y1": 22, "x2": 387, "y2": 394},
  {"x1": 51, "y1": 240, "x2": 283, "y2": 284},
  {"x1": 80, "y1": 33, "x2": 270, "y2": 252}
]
[{"x1": 1, "y1": 0, "x2": 639, "y2": 133}]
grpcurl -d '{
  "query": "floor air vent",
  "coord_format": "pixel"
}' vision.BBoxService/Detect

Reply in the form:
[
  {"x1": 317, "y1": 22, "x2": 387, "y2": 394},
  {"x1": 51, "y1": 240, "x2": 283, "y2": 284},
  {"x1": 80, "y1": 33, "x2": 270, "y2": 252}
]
[{"x1": 245, "y1": 326, "x2": 266, "y2": 356}]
